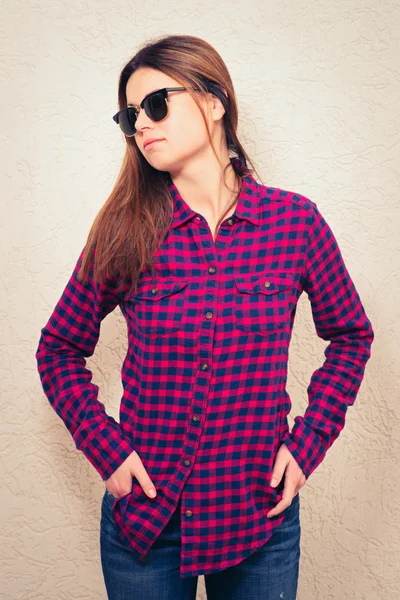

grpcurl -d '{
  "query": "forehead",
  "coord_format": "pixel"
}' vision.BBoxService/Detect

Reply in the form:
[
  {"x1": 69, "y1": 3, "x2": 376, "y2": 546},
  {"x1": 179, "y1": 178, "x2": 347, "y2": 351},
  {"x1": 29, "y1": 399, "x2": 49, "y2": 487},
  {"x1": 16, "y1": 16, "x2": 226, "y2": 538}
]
[{"x1": 125, "y1": 68, "x2": 180, "y2": 106}]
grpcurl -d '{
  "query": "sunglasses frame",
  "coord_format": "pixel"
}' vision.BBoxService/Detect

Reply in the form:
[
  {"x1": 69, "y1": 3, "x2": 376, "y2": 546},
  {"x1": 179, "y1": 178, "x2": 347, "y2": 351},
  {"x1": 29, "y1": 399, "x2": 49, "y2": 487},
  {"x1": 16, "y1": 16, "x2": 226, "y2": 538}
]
[{"x1": 112, "y1": 87, "x2": 187, "y2": 137}]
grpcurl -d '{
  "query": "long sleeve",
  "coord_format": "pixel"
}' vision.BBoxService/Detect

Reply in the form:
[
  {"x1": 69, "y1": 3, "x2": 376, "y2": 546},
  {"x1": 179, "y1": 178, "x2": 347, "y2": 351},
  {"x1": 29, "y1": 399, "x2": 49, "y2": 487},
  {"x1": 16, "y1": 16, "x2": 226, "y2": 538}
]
[
  {"x1": 35, "y1": 247, "x2": 136, "y2": 481},
  {"x1": 281, "y1": 201, "x2": 375, "y2": 480}
]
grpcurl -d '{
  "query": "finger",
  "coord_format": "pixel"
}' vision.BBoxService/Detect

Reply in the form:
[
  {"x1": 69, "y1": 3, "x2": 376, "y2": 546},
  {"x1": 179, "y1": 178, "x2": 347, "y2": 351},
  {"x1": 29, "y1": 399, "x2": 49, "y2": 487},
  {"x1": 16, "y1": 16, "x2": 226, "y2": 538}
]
[
  {"x1": 137, "y1": 475, "x2": 157, "y2": 498},
  {"x1": 270, "y1": 450, "x2": 289, "y2": 487},
  {"x1": 267, "y1": 480, "x2": 297, "y2": 518},
  {"x1": 106, "y1": 473, "x2": 134, "y2": 499},
  {"x1": 267, "y1": 498, "x2": 287, "y2": 518},
  {"x1": 133, "y1": 462, "x2": 157, "y2": 498}
]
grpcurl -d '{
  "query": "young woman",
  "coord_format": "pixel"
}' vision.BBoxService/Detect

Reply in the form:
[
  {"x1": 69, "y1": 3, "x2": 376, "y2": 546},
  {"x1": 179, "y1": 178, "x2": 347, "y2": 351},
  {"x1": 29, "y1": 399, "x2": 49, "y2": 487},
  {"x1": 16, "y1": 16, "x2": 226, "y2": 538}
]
[{"x1": 36, "y1": 34, "x2": 374, "y2": 600}]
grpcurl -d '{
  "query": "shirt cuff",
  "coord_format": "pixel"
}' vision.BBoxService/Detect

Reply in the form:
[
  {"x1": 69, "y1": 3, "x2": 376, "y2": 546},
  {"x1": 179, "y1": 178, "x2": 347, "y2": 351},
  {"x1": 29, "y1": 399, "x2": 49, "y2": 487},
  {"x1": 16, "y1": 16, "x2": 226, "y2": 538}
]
[
  {"x1": 75, "y1": 419, "x2": 137, "y2": 481},
  {"x1": 280, "y1": 418, "x2": 327, "y2": 480}
]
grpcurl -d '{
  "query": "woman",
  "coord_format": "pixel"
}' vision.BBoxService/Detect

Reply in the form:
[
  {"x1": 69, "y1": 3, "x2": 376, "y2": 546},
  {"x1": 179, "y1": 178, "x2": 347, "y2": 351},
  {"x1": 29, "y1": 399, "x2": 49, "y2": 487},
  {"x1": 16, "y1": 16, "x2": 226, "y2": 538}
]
[{"x1": 36, "y1": 34, "x2": 374, "y2": 600}]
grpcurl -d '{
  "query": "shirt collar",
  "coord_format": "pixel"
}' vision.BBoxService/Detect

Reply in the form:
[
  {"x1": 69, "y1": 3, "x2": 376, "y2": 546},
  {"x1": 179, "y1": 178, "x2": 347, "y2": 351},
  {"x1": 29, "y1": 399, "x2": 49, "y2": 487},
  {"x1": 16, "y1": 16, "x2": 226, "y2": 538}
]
[{"x1": 168, "y1": 156, "x2": 261, "y2": 229}]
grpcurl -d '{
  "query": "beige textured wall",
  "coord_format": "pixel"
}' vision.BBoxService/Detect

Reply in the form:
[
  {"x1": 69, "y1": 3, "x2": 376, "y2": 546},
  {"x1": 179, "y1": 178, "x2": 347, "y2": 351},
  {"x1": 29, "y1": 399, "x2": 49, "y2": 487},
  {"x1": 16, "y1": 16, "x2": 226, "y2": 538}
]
[{"x1": 1, "y1": 0, "x2": 398, "y2": 598}]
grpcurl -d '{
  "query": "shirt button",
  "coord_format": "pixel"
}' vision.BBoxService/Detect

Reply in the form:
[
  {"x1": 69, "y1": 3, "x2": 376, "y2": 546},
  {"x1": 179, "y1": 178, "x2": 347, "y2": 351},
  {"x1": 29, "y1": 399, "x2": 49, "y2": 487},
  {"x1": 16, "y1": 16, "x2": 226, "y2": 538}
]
[
  {"x1": 185, "y1": 510, "x2": 193, "y2": 517},
  {"x1": 151, "y1": 287, "x2": 158, "y2": 294},
  {"x1": 227, "y1": 218, "x2": 234, "y2": 225},
  {"x1": 201, "y1": 363, "x2": 208, "y2": 370},
  {"x1": 264, "y1": 281, "x2": 271, "y2": 288},
  {"x1": 192, "y1": 414, "x2": 200, "y2": 422},
  {"x1": 196, "y1": 216, "x2": 201, "y2": 220},
  {"x1": 208, "y1": 266, "x2": 216, "y2": 274},
  {"x1": 205, "y1": 311, "x2": 213, "y2": 319},
  {"x1": 183, "y1": 459, "x2": 191, "y2": 466}
]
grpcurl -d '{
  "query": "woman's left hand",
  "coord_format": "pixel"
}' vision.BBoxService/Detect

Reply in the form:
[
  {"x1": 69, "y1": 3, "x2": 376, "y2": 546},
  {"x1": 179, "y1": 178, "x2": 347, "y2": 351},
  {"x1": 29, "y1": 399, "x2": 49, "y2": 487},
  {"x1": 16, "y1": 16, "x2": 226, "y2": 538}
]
[{"x1": 267, "y1": 443, "x2": 306, "y2": 517}]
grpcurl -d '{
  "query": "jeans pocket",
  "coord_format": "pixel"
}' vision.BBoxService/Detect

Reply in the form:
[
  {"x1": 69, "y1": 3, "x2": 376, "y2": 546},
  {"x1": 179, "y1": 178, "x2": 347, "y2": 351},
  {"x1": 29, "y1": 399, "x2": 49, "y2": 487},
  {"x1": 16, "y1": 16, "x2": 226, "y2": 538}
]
[{"x1": 279, "y1": 492, "x2": 300, "y2": 527}]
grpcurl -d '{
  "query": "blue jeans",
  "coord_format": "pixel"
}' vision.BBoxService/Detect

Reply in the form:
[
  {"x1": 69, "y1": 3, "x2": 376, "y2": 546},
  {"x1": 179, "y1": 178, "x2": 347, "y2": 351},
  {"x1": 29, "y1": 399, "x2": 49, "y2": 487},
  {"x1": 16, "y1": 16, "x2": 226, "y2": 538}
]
[{"x1": 100, "y1": 489, "x2": 301, "y2": 600}]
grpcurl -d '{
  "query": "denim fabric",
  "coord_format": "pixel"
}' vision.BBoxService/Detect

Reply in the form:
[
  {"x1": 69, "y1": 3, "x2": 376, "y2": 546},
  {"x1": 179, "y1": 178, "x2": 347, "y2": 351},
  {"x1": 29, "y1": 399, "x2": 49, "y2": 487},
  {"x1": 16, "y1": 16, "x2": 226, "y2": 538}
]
[{"x1": 100, "y1": 489, "x2": 301, "y2": 600}]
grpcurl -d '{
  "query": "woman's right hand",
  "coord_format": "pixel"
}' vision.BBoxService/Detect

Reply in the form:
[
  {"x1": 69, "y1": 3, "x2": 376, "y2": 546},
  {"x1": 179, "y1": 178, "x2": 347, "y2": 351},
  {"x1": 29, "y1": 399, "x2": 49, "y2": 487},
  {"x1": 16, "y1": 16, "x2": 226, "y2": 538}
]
[{"x1": 104, "y1": 450, "x2": 157, "y2": 499}]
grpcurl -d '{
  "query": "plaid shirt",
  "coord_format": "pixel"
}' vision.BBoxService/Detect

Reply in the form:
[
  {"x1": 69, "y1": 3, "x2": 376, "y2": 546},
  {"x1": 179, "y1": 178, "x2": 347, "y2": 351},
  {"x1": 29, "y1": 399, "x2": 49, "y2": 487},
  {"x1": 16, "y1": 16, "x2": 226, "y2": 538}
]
[{"x1": 35, "y1": 156, "x2": 374, "y2": 579}]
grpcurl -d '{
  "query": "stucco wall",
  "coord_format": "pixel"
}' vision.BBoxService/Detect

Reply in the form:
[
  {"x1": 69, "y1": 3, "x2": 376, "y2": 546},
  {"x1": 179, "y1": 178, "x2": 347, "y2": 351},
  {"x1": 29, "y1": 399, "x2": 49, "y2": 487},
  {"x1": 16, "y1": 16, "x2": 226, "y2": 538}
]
[{"x1": 2, "y1": 1, "x2": 398, "y2": 598}]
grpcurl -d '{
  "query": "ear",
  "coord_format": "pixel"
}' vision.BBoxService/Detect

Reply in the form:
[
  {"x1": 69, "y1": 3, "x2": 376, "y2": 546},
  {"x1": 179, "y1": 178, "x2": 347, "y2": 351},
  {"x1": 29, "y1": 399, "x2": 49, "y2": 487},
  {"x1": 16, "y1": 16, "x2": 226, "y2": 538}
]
[
  {"x1": 210, "y1": 86, "x2": 228, "y2": 109},
  {"x1": 209, "y1": 92, "x2": 226, "y2": 121}
]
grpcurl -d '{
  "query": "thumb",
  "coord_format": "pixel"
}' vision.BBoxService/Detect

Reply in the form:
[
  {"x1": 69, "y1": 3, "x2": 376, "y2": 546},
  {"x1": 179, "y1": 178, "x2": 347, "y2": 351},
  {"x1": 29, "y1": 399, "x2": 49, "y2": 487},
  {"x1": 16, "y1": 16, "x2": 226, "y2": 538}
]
[
  {"x1": 129, "y1": 472, "x2": 157, "y2": 498},
  {"x1": 270, "y1": 461, "x2": 285, "y2": 487},
  {"x1": 130, "y1": 455, "x2": 158, "y2": 499},
  {"x1": 146, "y1": 484, "x2": 157, "y2": 498},
  {"x1": 137, "y1": 475, "x2": 157, "y2": 498},
  {"x1": 270, "y1": 443, "x2": 290, "y2": 487},
  {"x1": 139, "y1": 476, "x2": 157, "y2": 498}
]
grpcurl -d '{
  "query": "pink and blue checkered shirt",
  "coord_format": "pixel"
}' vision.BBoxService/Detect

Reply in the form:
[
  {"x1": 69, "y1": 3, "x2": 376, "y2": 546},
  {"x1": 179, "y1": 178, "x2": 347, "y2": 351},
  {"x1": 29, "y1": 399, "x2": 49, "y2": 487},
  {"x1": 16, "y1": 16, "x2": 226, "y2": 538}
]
[{"x1": 36, "y1": 156, "x2": 374, "y2": 579}]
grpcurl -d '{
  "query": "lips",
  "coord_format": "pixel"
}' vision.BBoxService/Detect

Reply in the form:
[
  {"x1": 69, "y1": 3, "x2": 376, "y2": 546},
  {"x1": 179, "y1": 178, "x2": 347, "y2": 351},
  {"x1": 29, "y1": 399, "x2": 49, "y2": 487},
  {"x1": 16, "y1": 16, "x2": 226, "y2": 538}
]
[{"x1": 144, "y1": 139, "x2": 165, "y2": 150}]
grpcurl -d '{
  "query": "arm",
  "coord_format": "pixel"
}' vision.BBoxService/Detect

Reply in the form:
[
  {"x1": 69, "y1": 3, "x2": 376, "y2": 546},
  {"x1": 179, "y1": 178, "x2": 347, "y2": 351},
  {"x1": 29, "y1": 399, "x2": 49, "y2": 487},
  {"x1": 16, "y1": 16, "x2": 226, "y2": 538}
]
[
  {"x1": 281, "y1": 201, "x2": 375, "y2": 480},
  {"x1": 35, "y1": 247, "x2": 136, "y2": 481}
]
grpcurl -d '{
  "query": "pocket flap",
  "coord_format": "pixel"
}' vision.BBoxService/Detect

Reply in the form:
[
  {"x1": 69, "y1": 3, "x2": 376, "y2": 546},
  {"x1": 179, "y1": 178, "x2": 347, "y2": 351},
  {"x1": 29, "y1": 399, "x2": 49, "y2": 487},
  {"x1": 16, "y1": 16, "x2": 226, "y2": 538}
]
[
  {"x1": 134, "y1": 279, "x2": 188, "y2": 301},
  {"x1": 234, "y1": 273, "x2": 294, "y2": 295}
]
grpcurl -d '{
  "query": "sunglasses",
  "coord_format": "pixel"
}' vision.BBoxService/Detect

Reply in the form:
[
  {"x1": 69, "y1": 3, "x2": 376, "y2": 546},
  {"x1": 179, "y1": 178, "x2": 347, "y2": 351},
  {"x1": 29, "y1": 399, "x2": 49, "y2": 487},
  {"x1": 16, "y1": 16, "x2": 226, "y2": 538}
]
[{"x1": 112, "y1": 87, "x2": 187, "y2": 137}]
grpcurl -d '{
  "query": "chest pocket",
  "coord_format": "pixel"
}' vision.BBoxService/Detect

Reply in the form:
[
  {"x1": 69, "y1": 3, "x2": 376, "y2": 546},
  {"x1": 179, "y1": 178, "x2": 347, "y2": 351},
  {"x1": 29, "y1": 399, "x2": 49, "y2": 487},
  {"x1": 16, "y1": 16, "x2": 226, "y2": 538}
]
[
  {"x1": 132, "y1": 278, "x2": 189, "y2": 339},
  {"x1": 234, "y1": 273, "x2": 294, "y2": 336}
]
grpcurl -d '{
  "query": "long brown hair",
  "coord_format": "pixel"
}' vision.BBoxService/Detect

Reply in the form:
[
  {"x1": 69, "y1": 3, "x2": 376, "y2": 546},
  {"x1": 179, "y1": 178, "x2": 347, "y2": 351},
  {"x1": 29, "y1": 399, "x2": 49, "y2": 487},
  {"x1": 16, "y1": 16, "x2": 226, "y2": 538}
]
[{"x1": 78, "y1": 34, "x2": 263, "y2": 296}]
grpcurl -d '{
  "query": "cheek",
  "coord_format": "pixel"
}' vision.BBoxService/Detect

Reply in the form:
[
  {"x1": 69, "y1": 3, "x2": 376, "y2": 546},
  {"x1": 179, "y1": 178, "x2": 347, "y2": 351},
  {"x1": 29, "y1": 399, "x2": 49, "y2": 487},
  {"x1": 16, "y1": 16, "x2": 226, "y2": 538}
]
[
  {"x1": 168, "y1": 109, "x2": 209, "y2": 151},
  {"x1": 143, "y1": 106, "x2": 210, "y2": 169}
]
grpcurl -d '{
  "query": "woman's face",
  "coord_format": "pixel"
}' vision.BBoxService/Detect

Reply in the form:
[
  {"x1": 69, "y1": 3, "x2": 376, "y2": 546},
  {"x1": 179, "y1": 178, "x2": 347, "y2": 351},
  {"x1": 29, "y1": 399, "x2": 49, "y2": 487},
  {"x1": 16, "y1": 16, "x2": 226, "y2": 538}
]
[{"x1": 125, "y1": 67, "x2": 224, "y2": 176}]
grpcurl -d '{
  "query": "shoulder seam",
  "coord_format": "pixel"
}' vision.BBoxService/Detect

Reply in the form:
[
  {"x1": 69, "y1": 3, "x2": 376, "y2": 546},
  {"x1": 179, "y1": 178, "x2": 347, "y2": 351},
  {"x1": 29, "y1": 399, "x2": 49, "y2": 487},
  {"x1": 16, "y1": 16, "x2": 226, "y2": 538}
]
[{"x1": 260, "y1": 185, "x2": 318, "y2": 217}]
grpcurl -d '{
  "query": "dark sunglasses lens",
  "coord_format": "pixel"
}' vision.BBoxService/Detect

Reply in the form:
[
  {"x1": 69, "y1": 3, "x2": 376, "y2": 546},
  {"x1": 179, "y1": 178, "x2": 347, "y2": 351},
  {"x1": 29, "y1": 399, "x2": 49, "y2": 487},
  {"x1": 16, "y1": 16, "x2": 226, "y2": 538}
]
[
  {"x1": 118, "y1": 108, "x2": 137, "y2": 136},
  {"x1": 117, "y1": 92, "x2": 167, "y2": 136},
  {"x1": 145, "y1": 92, "x2": 167, "y2": 122}
]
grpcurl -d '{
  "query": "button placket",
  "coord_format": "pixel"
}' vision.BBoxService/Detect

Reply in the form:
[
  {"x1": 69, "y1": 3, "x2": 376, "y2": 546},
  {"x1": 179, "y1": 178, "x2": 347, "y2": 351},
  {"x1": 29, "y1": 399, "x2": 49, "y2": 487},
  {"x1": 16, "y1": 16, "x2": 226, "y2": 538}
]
[
  {"x1": 181, "y1": 214, "x2": 235, "y2": 522},
  {"x1": 178, "y1": 226, "x2": 222, "y2": 524}
]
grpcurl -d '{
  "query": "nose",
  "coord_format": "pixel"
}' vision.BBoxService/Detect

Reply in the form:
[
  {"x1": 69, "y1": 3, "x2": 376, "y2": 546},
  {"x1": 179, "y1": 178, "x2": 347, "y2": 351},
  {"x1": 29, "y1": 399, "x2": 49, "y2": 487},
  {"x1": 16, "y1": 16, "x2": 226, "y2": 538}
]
[{"x1": 134, "y1": 106, "x2": 154, "y2": 133}]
